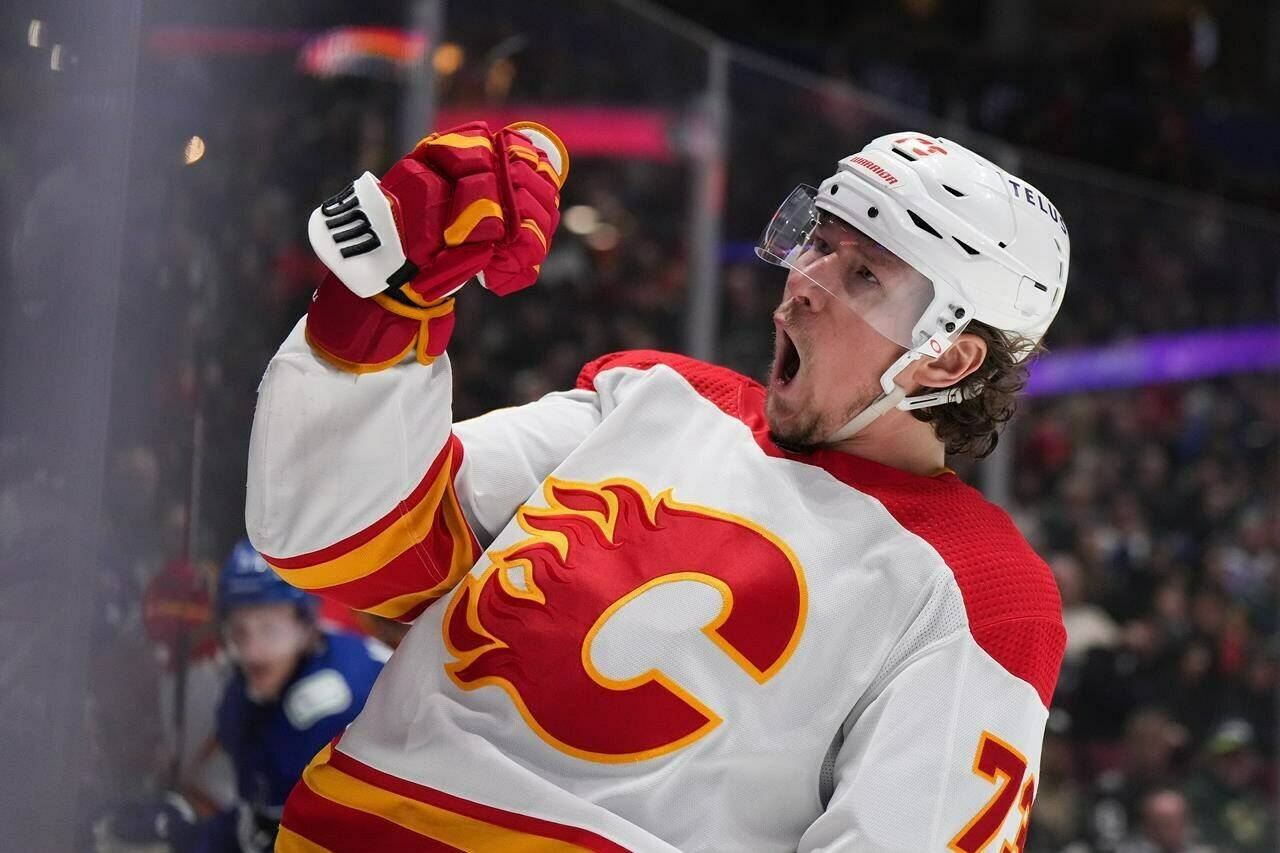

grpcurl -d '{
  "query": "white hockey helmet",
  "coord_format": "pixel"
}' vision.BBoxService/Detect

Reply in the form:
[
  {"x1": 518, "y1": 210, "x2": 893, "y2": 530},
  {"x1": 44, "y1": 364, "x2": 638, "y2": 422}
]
[{"x1": 756, "y1": 132, "x2": 1071, "y2": 440}]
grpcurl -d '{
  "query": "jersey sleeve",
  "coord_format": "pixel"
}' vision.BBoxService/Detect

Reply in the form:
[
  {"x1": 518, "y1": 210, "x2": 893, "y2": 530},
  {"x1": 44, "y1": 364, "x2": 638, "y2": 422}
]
[
  {"x1": 246, "y1": 317, "x2": 601, "y2": 622},
  {"x1": 451, "y1": 387, "x2": 602, "y2": 544},
  {"x1": 798, "y1": 625, "x2": 1054, "y2": 853}
]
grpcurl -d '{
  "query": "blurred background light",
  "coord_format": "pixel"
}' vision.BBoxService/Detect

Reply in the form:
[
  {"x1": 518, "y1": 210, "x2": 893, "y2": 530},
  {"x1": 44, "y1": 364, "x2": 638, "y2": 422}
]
[
  {"x1": 434, "y1": 107, "x2": 676, "y2": 162},
  {"x1": 299, "y1": 26, "x2": 426, "y2": 79},
  {"x1": 563, "y1": 205, "x2": 600, "y2": 235},
  {"x1": 183, "y1": 136, "x2": 206, "y2": 165},
  {"x1": 484, "y1": 57, "x2": 515, "y2": 99},
  {"x1": 585, "y1": 223, "x2": 620, "y2": 252},
  {"x1": 432, "y1": 42, "x2": 463, "y2": 76},
  {"x1": 27, "y1": 19, "x2": 43, "y2": 48},
  {"x1": 49, "y1": 43, "x2": 62, "y2": 71}
]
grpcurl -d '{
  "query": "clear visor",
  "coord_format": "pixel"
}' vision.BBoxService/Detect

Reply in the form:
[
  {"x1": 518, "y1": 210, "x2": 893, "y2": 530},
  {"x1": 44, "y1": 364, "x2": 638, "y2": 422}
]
[{"x1": 755, "y1": 185, "x2": 937, "y2": 348}]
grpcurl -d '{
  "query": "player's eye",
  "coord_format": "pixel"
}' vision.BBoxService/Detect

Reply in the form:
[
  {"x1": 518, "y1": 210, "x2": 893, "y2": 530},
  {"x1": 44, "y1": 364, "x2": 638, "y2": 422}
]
[{"x1": 855, "y1": 266, "x2": 880, "y2": 286}]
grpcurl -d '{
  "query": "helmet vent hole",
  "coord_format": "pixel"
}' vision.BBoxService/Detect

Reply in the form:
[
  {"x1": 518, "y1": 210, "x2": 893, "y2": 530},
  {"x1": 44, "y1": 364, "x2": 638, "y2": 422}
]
[
  {"x1": 943, "y1": 185, "x2": 966, "y2": 198},
  {"x1": 891, "y1": 147, "x2": 917, "y2": 162},
  {"x1": 907, "y1": 210, "x2": 943, "y2": 239},
  {"x1": 998, "y1": 241, "x2": 1007, "y2": 249},
  {"x1": 952, "y1": 237, "x2": 979, "y2": 256}
]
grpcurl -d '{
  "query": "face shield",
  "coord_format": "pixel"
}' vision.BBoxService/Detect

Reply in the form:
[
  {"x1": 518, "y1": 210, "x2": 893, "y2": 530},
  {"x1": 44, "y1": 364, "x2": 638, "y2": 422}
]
[{"x1": 755, "y1": 185, "x2": 941, "y2": 349}]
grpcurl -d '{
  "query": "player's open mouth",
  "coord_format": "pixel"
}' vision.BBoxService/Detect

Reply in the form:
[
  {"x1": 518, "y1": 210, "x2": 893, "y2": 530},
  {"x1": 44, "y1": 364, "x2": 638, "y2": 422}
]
[
  {"x1": 772, "y1": 324, "x2": 803, "y2": 389},
  {"x1": 245, "y1": 663, "x2": 272, "y2": 681}
]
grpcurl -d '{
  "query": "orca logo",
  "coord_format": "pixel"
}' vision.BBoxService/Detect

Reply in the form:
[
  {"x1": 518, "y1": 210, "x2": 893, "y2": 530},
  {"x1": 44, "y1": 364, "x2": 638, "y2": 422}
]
[{"x1": 320, "y1": 183, "x2": 382, "y2": 258}]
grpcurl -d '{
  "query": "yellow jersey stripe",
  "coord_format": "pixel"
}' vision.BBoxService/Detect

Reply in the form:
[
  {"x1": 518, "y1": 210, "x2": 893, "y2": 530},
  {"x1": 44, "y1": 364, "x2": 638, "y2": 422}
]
[
  {"x1": 275, "y1": 825, "x2": 337, "y2": 853},
  {"x1": 301, "y1": 747, "x2": 598, "y2": 852},
  {"x1": 265, "y1": 448, "x2": 454, "y2": 590}
]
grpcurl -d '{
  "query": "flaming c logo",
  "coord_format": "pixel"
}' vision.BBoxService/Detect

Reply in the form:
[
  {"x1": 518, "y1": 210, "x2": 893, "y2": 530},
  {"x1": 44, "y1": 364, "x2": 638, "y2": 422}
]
[{"x1": 442, "y1": 477, "x2": 807, "y2": 763}]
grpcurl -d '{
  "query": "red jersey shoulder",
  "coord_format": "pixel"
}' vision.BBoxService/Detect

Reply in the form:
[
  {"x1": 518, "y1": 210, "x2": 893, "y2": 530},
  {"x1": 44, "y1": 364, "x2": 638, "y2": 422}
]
[
  {"x1": 576, "y1": 350, "x2": 757, "y2": 418},
  {"x1": 866, "y1": 475, "x2": 1065, "y2": 707}
]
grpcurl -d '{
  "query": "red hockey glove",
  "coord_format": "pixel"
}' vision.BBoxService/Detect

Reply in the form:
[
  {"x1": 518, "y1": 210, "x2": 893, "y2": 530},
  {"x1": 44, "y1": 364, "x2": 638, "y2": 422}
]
[{"x1": 304, "y1": 120, "x2": 568, "y2": 373}]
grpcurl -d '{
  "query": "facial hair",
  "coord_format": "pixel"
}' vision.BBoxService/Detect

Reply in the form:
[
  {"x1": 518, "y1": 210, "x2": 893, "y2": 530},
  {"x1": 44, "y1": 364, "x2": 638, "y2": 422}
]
[
  {"x1": 768, "y1": 421, "x2": 823, "y2": 455},
  {"x1": 764, "y1": 296, "x2": 891, "y2": 452},
  {"x1": 764, "y1": 357, "x2": 885, "y2": 453}
]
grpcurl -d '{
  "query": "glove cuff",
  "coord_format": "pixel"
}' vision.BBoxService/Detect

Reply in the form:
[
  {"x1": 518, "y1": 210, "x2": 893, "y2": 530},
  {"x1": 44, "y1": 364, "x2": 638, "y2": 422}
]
[
  {"x1": 372, "y1": 290, "x2": 457, "y2": 364},
  {"x1": 305, "y1": 273, "x2": 457, "y2": 374}
]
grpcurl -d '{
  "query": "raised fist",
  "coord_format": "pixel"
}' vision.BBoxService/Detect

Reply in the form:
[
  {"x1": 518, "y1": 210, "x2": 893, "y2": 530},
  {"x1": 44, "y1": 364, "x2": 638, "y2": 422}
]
[{"x1": 305, "y1": 120, "x2": 568, "y2": 373}]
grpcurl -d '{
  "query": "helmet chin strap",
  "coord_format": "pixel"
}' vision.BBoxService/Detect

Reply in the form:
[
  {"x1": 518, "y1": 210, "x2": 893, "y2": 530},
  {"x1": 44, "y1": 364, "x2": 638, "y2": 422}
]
[{"x1": 825, "y1": 349, "x2": 966, "y2": 444}]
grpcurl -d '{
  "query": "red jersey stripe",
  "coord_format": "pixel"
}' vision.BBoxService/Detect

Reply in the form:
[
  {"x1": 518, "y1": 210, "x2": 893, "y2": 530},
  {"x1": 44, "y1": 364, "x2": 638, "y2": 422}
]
[
  {"x1": 265, "y1": 433, "x2": 465, "y2": 571},
  {"x1": 280, "y1": 742, "x2": 633, "y2": 852},
  {"x1": 327, "y1": 744, "x2": 635, "y2": 852},
  {"x1": 281, "y1": 768, "x2": 465, "y2": 852},
  {"x1": 260, "y1": 433, "x2": 481, "y2": 620}
]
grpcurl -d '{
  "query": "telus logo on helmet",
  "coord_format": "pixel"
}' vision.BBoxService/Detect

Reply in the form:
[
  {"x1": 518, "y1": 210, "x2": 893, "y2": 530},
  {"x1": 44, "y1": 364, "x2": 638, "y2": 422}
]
[{"x1": 1006, "y1": 178, "x2": 1068, "y2": 235}]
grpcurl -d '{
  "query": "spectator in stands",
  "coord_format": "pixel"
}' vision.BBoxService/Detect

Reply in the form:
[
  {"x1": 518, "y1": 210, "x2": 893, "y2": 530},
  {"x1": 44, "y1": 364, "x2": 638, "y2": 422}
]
[
  {"x1": 1027, "y1": 717, "x2": 1090, "y2": 852},
  {"x1": 1115, "y1": 789, "x2": 1212, "y2": 853},
  {"x1": 1087, "y1": 707, "x2": 1187, "y2": 848},
  {"x1": 1185, "y1": 719, "x2": 1275, "y2": 853},
  {"x1": 1053, "y1": 551, "x2": 1120, "y2": 665}
]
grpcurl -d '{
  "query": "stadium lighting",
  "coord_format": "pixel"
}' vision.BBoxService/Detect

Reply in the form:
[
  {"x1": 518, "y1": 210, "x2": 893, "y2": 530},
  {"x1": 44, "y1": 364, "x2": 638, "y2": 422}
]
[
  {"x1": 49, "y1": 43, "x2": 62, "y2": 71},
  {"x1": 184, "y1": 136, "x2": 206, "y2": 165},
  {"x1": 485, "y1": 58, "x2": 515, "y2": 99},
  {"x1": 585, "y1": 223, "x2": 619, "y2": 252},
  {"x1": 433, "y1": 43, "x2": 463, "y2": 76},
  {"x1": 563, "y1": 205, "x2": 599, "y2": 235},
  {"x1": 27, "y1": 20, "x2": 43, "y2": 48}
]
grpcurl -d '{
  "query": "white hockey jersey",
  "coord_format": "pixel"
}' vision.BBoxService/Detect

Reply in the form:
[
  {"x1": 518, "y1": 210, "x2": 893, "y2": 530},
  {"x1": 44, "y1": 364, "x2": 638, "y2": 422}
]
[{"x1": 247, "y1": 319, "x2": 1065, "y2": 852}]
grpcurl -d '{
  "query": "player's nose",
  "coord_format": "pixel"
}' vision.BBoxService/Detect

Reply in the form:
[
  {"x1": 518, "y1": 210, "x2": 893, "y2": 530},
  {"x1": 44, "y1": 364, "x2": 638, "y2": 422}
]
[
  {"x1": 234, "y1": 635, "x2": 272, "y2": 663},
  {"x1": 784, "y1": 267, "x2": 830, "y2": 313}
]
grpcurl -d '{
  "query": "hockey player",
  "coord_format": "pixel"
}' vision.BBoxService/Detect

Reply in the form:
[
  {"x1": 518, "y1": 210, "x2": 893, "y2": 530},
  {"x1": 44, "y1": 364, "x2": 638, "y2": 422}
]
[
  {"x1": 247, "y1": 121, "x2": 1069, "y2": 851},
  {"x1": 196, "y1": 540, "x2": 387, "y2": 852}
]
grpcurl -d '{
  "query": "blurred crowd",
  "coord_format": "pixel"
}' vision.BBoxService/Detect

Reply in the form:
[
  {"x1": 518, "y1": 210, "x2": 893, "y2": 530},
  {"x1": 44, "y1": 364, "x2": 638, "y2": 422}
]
[
  {"x1": 1, "y1": 0, "x2": 1274, "y2": 850},
  {"x1": 671, "y1": 0, "x2": 1280, "y2": 214},
  {"x1": 1015, "y1": 379, "x2": 1277, "y2": 851}
]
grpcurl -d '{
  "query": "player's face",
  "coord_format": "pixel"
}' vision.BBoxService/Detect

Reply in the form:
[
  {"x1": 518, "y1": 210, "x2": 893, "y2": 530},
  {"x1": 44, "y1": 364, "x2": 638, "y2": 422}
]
[
  {"x1": 765, "y1": 217, "x2": 918, "y2": 449},
  {"x1": 223, "y1": 603, "x2": 313, "y2": 701}
]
